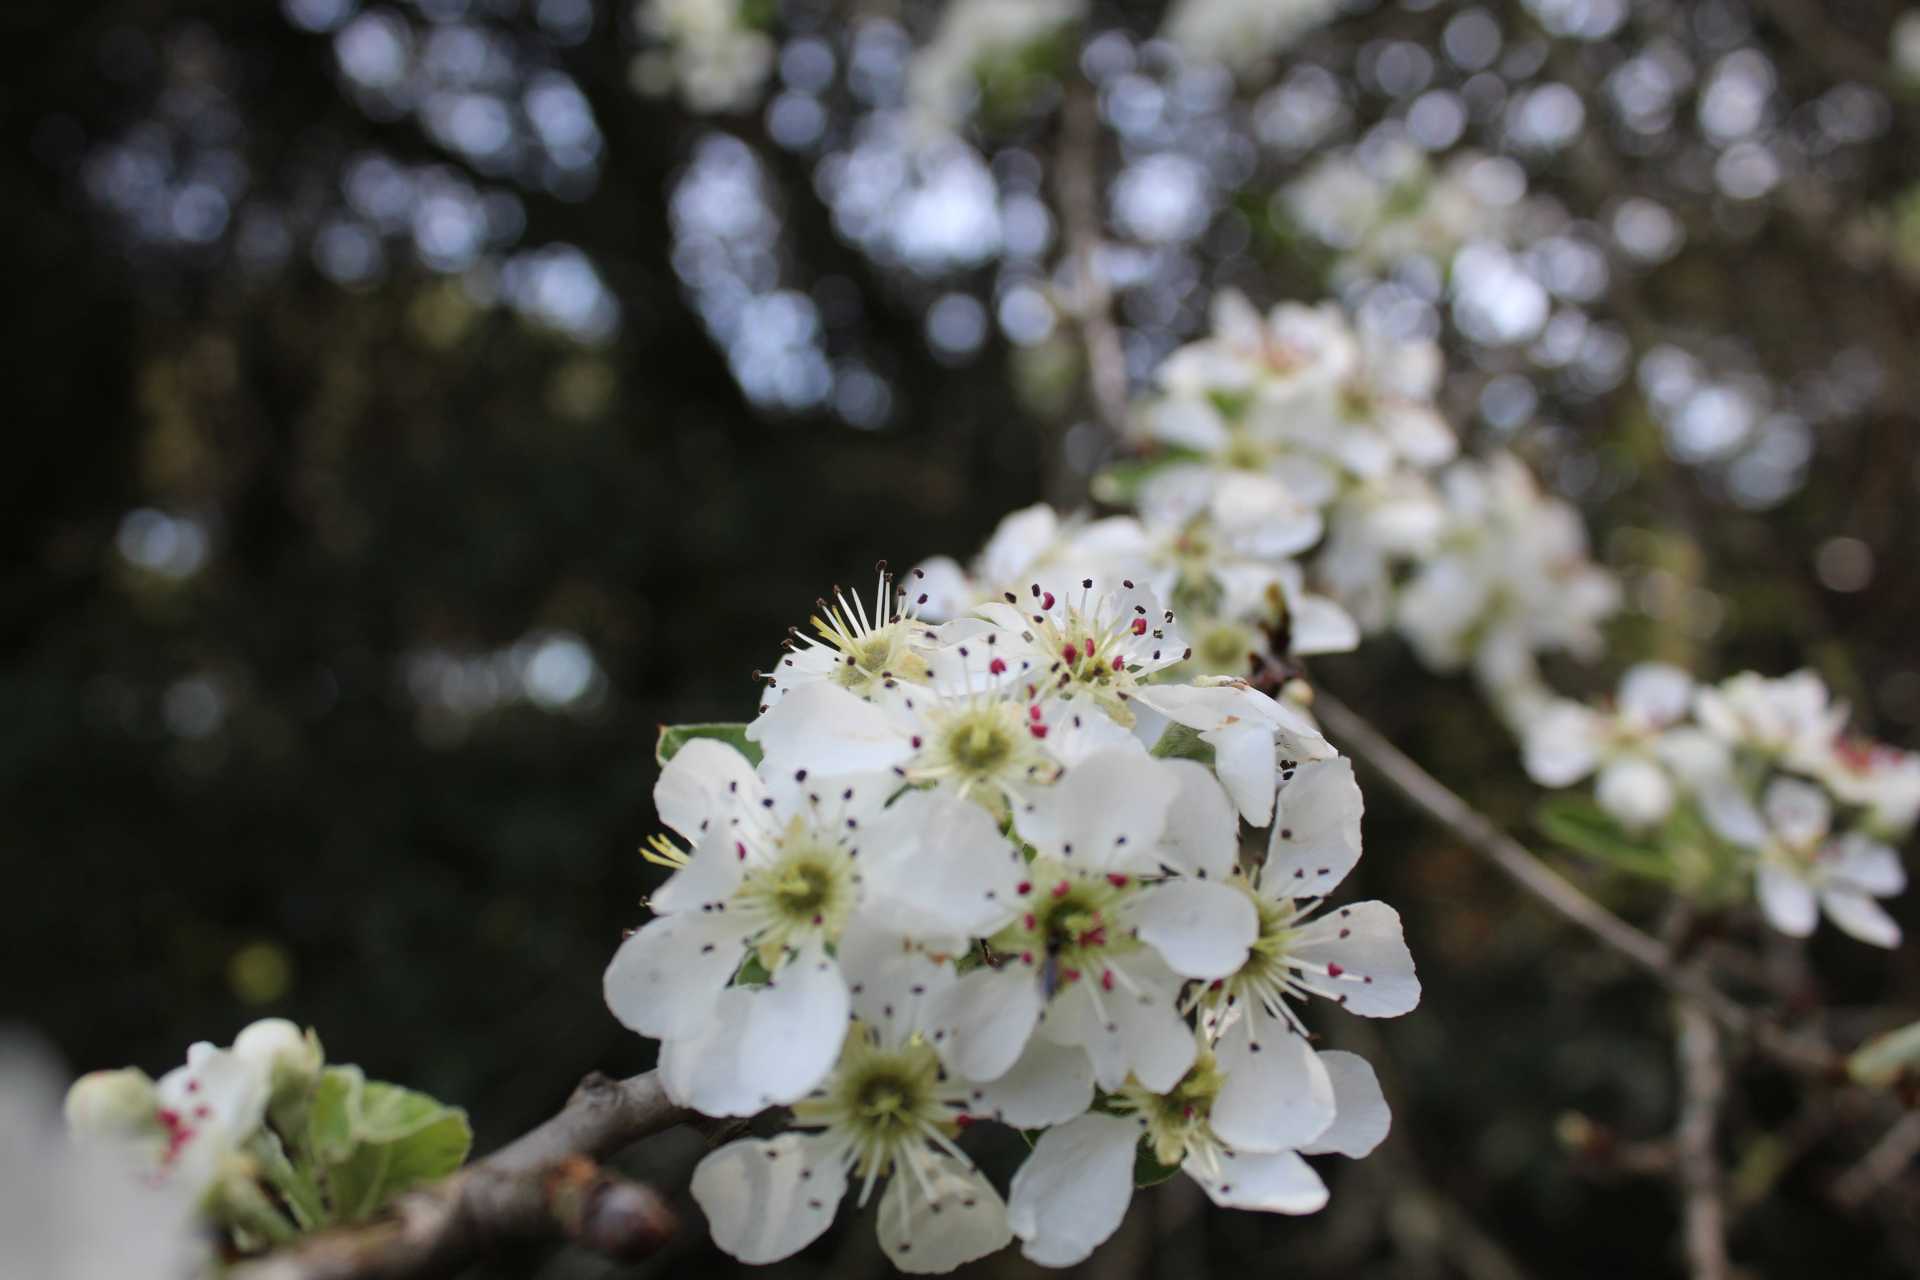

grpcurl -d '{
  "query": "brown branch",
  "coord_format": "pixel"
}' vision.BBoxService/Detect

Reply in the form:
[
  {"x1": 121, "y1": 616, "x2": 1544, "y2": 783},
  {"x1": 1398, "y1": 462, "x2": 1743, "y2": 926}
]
[
  {"x1": 1832, "y1": 1111, "x2": 1920, "y2": 1210},
  {"x1": 1054, "y1": 71, "x2": 1129, "y2": 498},
  {"x1": 231, "y1": 1071, "x2": 689, "y2": 1280},
  {"x1": 1310, "y1": 690, "x2": 1843, "y2": 1080},
  {"x1": 1674, "y1": 996, "x2": 1732, "y2": 1280}
]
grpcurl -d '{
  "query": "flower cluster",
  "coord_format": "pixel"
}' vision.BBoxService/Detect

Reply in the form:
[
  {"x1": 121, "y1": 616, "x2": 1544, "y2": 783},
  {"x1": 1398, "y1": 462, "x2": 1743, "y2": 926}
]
[
  {"x1": 1282, "y1": 140, "x2": 1525, "y2": 282},
  {"x1": 1158, "y1": 0, "x2": 1340, "y2": 80},
  {"x1": 629, "y1": 0, "x2": 775, "y2": 115},
  {"x1": 65, "y1": 1019, "x2": 472, "y2": 1258},
  {"x1": 608, "y1": 570, "x2": 1418, "y2": 1270},
  {"x1": 1527, "y1": 668, "x2": 1915, "y2": 947},
  {"x1": 906, "y1": 0, "x2": 1085, "y2": 135}
]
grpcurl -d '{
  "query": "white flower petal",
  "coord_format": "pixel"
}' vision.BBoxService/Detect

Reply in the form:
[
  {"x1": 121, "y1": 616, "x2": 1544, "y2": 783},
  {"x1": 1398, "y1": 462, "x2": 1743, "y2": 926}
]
[
  {"x1": 1016, "y1": 749, "x2": 1177, "y2": 873},
  {"x1": 654, "y1": 737, "x2": 763, "y2": 843},
  {"x1": 1206, "y1": 723, "x2": 1278, "y2": 826},
  {"x1": 1128, "y1": 879, "x2": 1258, "y2": 980},
  {"x1": 1595, "y1": 756, "x2": 1675, "y2": 830},
  {"x1": 1763, "y1": 777, "x2": 1831, "y2": 848},
  {"x1": 1755, "y1": 864, "x2": 1818, "y2": 938},
  {"x1": 1008, "y1": 1113, "x2": 1139, "y2": 1267},
  {"x1": 926, "y1": 965, "x2": 1043, "y2": 1084},
  {"x1": 965, "y1": 1036, "x2": 1095, "y2": 1127},
  {"x1": 1288, "y1": 901, "x2": 1421, "y2": 1016},
  {"x1": 1264, "y1": 757, "x2": 1365, "y2": 898},
  {"x1": 1521, "y1": 702, "x2": 1602, "y2": 787},
  {"x1": 659, "y1": 990, "x2": 772, "y2": 1116},
  {"x1": 747, "y1": 682, "x2": 910, "y2": 774},
  {"x1": 878, "y1": 1152, "x2": 1011, "y2": 1274},
  {"x1": 1153, "y1": 759, "x2": 1240, "y2": 879},
  {"x1": 1820, "y1": 889, "x2": 1902, "y2": 948},
  {"x1": 1044, "y1": 959, "x2": 1195, "y2": 1091},
  {"x1": 647, "y1": 830, "x2": 745, "y2": 913},
  {"x1": 861, "y1": 789, "x2": 1024, "y2": 939},
  {"x1": 691, "y1": 1132, "x2": 847, "y2": 1265},
  {"x1": 1287, "y1": 594, "x2": 1361, "y2": 655},
  {"x1": 738, "y1": 943, "x2": 851, "y2": 1106},
  {"x1": 836, "y1": 915, "x2": 955, "y2": 1041},
  {"x1": 1698, "y1": 783, "x2": 1767, "y2": 849},
  {"x1": 602, "y1": 909, "x2": 751, "y2": 1040},
  {"x1": 1211, "y1": 1017, "x2": 1334, "y2": 1154},
  {"x1": 1186, "y1": 1147, "x2": 1328, "y2": 1214},
  {"x1": 1828, "y1": 832, "x2": 1906, "y2": 896},
  {"x1": 1300, "y1": 1050, "x2": 1391, "y2": 1158},
  {"x1": 1619, "y1": 663, "x2": 1693, "y2": 727}
]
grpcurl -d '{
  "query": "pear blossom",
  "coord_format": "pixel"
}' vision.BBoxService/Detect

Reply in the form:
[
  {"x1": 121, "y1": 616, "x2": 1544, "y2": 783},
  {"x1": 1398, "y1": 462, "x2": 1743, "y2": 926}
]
[
  {"x1": 906, "y1": 0, "x2": 1086, "y2": 133},
  {"x1": 1702, "y1": 777, "x2": 1907, "y2": 947},
  {"x1": 1819, "y1": 739, "x2": 1920, "y2": 837},
  {"x1": 9, "y1": 1050, "x2": 206, "y2": 1280},
  {"x1": 1198, "y1": 758, "x2": 1418, "y2": 1153},
  {"x1": 1005, "y1": 1041, "x2": 1390, "y2": 1266},
  {"x1": 1394, "y1": 452, "x2": 1619, "y2": 691},
  {"x1": 1283, "y1": 142, "x2": 1520, "y2": 280},
  {"x1": 1694, "y1": 670, "x2": 1849, "y2": 775},
  {"x1": 758, "y1": 569, "x2": 943, "y2": 712},
  {"x1": 603, "y1": 739, "x2": 1023, "y2": 1115},
  {"x1": 1133, "y1": 677, "x2": 1335, "y2": 825},
  {"x1": 631, "y1": 0, "x2": 774, "y2": 114},
  {"x1": 1159, "y1": 0, "x2": 1339, "y2": 79},
  {"x1": 1522, "y1": 664, "x2": 1730, "y2": 829},
  {"x1": 689, "y1": 924, "x2": 1011, "y2": 1273},
  {"x1": 926, "y1": 750, "x2": 1258, "y2": 1095}
]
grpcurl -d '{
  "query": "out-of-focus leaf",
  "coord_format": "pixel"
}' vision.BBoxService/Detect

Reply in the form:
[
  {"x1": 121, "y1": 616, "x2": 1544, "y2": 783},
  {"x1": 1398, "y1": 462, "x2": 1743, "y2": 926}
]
[
  {"x1": 1848, "y1": 1021, "x2": 1920, "y2": 1088},
  {"x1": 1535, "y1": 796, "x2": 1676, "y2": 882},
  {"x1": 1134, "y1": 1143, "x2": 1181, "y2": 1188},
  {"x1": 305, "y1": 1065, "x2": 473, "y2": 1223},
  {"x1": 1151, "y1": 723, "x2": 1216, "y2": 767}
]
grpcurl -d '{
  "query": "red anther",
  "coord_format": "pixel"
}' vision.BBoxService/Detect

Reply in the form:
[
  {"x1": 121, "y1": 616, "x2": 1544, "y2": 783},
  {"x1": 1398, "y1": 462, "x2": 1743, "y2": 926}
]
[
  {"x1": 1061, "y1": 644, "x2": 1079, "y2": 665},
  {"x1": 1100, "y1": 970, "x2": 1115, "y2": 991},
  {"x1": 1111, "y1": 655, "x2": 1125, "y2": 671},
  {"x1": 989, "y1": 657, "x2": 1007, "y2": 675},
  {"x1": 736, "y1": 841, "x2": 747, "y2": 861},
  {"x1": 1024, "y1": 914, "x2": 1037, "y2": 931},
  {"x1": 1326, "y1": 963, "x2": 1344, "y2": 978},
  {"x1": 955, "y1": 1114, "x2": 975, "y2": 1129},
  {"x1": 1021, "y1": 951, "x2": 1035, "y2": 965},
  {"x1": 1052, "y1": 881, "x2": 1072, "y2": 898},
  {"x1": 1083, "y1": 637, "x2": 1095, "y2": 658},
  {"x1": 1131, "y1": 617, "x2": 1148, "y2": 635},
  {"x1": 910, "y1": 735, "x2": 923, "y2": 749},
  {"x1": 1028, "y1": 723, "x2": 1049, "y2": 739},
  {"x1": 1107, "y1": 873, "x2": 1129, "y2": 887},
  {"x1": 1183, "y1": 1105, "x2": 1196, "y2": 1120},
  {"x1": 812, "y1": 914, "x2": 824, "y2": 925},
  {"x1": 1041, "y1": 591, "x2": 1056, "y2": 610},
  {"x1": 1029, "y1": 704, "x2": 1044, "y2": 721},
  {"x1": 1079, "y1": 927, "x2": 1106, "y2": 948},
  {"x1": 1209, "y1": 979, "x2": 1224, "y2": 990},
  {"x1": 1061, "y1": 968, "x2": 1081, "y2": 984},
  {"x1": 185, "y1": 1081, "x2": 199, "y2": 1093},
  {"x1": 1016, "y1": 881, "x2": 1032, "y2": 895}
]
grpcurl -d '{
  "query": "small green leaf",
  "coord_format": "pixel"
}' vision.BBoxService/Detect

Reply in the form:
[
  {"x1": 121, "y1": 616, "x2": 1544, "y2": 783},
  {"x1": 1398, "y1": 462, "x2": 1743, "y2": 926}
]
[
  {"x1": 1151, "y1": 723, "x2": 1215, "y2": 767},
  {"x1": 1090, "y1": 451, "x2": 1202, "y2": 507},
  {"x1": 1848, "y1": 1020, "x2": 1920, "y2": 1088},
  {"x1": 656, "y1": 723, "x2": 762, "y2": 767},
  {"x1": 305, "y1": 1065, "x2": 472, "y2": 1224},
  {"x1": 1134, "y1": 1143, "x2": 1181, "y2": 1188},
  {"x1": 1535, "y1": 796, "x2": 1676, "y2": 882}
]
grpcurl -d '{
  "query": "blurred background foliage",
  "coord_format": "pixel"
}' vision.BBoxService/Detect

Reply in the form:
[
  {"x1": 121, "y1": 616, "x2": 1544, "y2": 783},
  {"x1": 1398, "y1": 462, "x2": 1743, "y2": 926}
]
[{"x1": 2, "y1": 0, "x2": 1917, "y2": 1276}]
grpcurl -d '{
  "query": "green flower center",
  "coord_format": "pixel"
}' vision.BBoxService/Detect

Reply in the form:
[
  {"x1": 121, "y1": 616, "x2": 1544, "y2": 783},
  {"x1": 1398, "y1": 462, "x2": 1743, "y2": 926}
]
[
  {"x1": 992, "y1": 861, "x2": 1142, "y2": 987},
  {"x1": 946, "y1": 713, "x2": 1016, "y2": 773},
  {"x1": 793, "y1": 1025, "x2": 951, "y2": 1178},
  {"x1": 1119, "y1": 1050, "x2": 1225, "y2": 1167}
]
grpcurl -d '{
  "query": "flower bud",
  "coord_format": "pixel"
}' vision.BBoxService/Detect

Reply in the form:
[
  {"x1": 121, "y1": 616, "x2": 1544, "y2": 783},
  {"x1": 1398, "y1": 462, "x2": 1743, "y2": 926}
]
[
  {"x1": 65, "y1": 1068, "x2": 159, "y2": 1138},
  {"x1": 232, "y1": 1019, "x2": 322, "y2": 1103}
]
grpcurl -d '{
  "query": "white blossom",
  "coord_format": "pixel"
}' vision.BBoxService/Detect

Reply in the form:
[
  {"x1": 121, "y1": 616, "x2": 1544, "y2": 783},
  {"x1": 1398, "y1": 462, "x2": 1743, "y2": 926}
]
[
  {"x1": 1694, "y1": 670, "x2": 1849, "y2": 775},
  {"x1": 1702, "y1": 777, "x2": 1907, "y2": 947}
]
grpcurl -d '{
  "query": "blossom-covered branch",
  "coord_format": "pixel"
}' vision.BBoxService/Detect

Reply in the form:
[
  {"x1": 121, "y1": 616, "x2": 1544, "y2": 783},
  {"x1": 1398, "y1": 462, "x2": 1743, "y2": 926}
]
[{"x1": 227, "y1": 1071, "x2": 684, "y2": 1280}]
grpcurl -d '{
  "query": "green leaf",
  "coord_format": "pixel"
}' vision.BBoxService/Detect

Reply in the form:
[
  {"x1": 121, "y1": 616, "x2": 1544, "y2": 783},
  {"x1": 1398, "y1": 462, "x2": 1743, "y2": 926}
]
[
  {"x1": 1534, "y1": 796, "x2": 1676, "y2": 882},
  {"x1": 1134, "y1": 1143, "x2": 1181, "y2": 1188},
  {"x1": 248, "y1": 1128, "x2": 329, "y2": 1232},
  {"x1": 1090, "y1": 451, "x2": 1202, "y2": 507},
  {"x1": 1848, "y1": 1020, "x2": 1920, "y2": 1088},
  {"x1": 656, "y1": 723, "x2": 761, "y2": 767},
  {"x1": 305, "y1": 1066, "x2": 473, "y2": 1224},
  {"x1": 1151, "y1": 723, "x2": 1216, "y2": 767}
]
